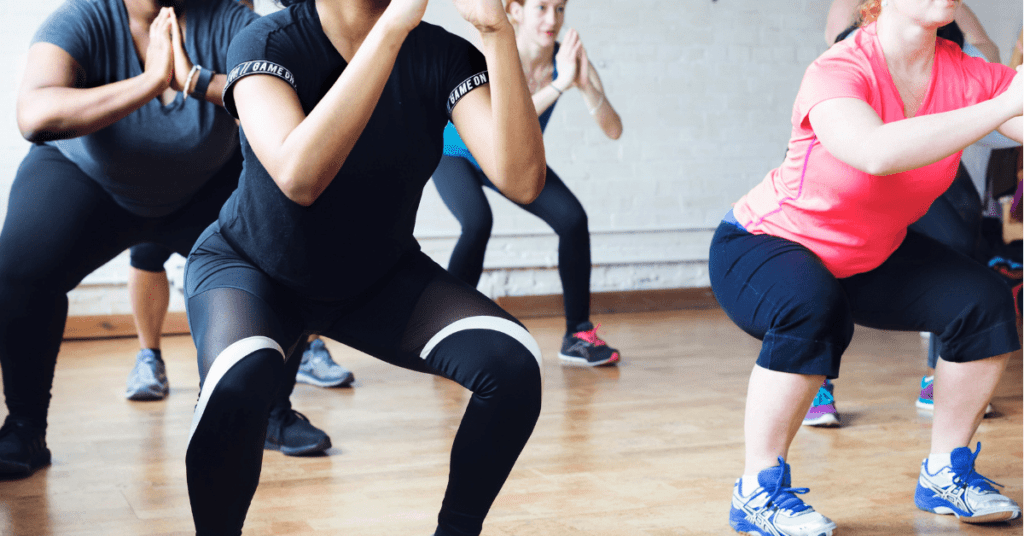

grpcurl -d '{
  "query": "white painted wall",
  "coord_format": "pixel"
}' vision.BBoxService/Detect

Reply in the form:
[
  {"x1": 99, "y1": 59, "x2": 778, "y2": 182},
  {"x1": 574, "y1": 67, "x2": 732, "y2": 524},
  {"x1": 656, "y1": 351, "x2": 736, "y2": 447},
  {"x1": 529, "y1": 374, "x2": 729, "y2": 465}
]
[{"x1": 1, "y1": 0, "x2": 1020, "y2": 315}]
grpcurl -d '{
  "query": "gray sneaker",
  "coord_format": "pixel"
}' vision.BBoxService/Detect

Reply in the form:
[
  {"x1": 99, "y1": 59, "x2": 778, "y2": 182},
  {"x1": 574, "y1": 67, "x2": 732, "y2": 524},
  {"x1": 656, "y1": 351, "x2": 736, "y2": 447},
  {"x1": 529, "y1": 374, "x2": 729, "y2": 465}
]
[
  {"x1": 296, "y1": 339, "x2": 355, "y2": 388},
  {"x1": 125, "y1": 349, "x2": 169, "y2": 401}
]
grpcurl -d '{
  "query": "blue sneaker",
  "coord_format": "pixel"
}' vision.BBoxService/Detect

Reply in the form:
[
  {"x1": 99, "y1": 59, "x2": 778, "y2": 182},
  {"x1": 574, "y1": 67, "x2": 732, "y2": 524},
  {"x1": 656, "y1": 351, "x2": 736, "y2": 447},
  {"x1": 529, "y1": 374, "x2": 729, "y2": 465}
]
[
  {"x1": 729, "y1": 457, "x2": 836, "y2": 535},
  {"x1": 296, "y1": 338, "x2": 354, "y2": 388},
  {"x1": 802, "y1": 379, "x2": 839, "y2": 427},
  {"x1": 915, "y1": 443, "x2": 1021, "y2": 523}
]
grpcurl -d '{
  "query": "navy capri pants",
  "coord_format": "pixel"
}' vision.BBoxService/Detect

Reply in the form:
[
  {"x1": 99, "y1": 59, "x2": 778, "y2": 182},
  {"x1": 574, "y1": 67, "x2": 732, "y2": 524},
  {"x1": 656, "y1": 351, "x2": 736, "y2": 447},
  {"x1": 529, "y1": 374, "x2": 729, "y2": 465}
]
[{"x1": 709, "y1": 219, "x2": 1020, "y2": 379}]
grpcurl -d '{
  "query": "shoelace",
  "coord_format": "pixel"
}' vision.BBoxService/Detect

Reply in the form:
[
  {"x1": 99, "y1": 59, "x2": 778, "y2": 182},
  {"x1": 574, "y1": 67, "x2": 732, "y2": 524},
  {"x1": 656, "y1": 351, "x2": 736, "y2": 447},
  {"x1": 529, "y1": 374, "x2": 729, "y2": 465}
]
[
  {"x1": 575, "y1": 323, "x2": 607, "y2": 346},
  {"x1": 952, "y1": 443, "x2": 1003, "y2": 493},
  {"x1": 811, "y1": 382, "x2": 833, "y2": 406},
  {"x1": 764, "y1": 456, "x2": 811, "y2": 514}
]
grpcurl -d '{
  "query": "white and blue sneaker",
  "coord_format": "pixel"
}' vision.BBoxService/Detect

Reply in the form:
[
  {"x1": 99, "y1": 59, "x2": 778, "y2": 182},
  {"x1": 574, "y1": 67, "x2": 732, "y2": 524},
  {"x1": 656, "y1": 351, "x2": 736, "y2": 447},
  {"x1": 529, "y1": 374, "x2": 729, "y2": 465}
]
[
  {"x1": 915, "y1": 443, "x2": 1021, "y2": 523},
  {"x1": 729, "y1": 457, "x2": 836, "y2": 535}
]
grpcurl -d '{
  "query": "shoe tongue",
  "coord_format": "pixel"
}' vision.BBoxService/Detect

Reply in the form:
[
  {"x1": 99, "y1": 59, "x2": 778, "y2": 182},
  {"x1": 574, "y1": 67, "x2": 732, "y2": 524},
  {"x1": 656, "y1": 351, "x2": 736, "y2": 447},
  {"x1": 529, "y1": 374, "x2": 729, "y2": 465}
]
[
  {"x1": 758, "y1": 461, "x2": 791, "y2": 490},
  {"x1": 574, "y1": 322, "x2": 595, "y2": 332},
  {"x1": 950, "y1": 445, "x2": 974, "y2": 475}
]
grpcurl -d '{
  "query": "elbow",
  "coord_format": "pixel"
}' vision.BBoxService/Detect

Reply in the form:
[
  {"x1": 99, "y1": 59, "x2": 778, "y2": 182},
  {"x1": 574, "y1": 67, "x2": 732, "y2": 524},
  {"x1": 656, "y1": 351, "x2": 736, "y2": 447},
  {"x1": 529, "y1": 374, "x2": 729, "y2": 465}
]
[
  {"x1": 17, "y1": 113, "x2": 52, "y2": 144},
  {"x1": 276, "y1": 173, "x2": 318, "y2": 207},
  {"x1": 510, "y1": 160, "x2": 547, "y2": 204},
  {"x1": 860, "y1": 155, "x2": 897, "y2": 177}
]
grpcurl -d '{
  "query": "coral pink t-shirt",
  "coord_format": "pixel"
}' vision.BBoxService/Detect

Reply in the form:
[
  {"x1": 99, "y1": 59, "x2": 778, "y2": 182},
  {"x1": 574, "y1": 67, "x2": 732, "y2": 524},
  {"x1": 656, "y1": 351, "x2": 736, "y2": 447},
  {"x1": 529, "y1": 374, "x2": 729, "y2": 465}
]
[{"x1": 732, "y1": 23, "x2": 1015, "y2": 278}]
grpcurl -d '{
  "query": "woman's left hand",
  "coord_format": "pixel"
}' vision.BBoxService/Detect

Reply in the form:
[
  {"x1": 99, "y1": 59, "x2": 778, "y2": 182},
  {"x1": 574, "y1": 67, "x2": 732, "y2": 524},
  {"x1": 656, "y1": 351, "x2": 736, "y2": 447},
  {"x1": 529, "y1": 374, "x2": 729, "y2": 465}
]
[
  {"x1": 167, "y1": 10, "x2": 195, "y2": 93},
  {"x1": 451, "y1": 0, "x2": 510, "y2": 33},
  {"x1": 576, "y1": 45, "x2": 593, "y2": 91}
]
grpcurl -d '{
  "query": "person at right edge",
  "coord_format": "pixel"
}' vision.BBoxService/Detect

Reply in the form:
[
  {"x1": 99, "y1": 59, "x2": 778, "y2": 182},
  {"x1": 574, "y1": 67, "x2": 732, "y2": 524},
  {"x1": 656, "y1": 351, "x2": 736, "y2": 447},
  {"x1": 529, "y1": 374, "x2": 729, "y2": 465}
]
[{"x1": 710, "y1": 0, "x2": 1023, "y2": 534}]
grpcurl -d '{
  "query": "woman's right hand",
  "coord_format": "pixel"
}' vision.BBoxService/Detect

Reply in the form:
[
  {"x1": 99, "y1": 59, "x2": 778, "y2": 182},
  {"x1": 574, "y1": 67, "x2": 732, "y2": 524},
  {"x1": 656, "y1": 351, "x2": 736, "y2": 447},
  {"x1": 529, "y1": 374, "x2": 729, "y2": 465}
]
[
  {"x1": 381, "y1": 0, "x2": 429, "y2": 34},
  {"x1": 144, "y1": 7, "x2": 175, "y2": 89},
  {"x1": 553, "y1": 28, "x2": 582, "y2": 91}
]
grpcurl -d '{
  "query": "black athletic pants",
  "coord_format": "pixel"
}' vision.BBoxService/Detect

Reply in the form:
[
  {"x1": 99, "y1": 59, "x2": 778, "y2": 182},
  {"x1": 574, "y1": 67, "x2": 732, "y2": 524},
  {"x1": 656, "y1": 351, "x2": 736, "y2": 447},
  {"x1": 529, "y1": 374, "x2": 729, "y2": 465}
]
[
  {"x1": 0, "y1": 144, "x2": 241, "y2": 428},
  {"x1": 184, "y1": 226, "x2": 543, "y2": 536},
  {"x1": 432, "y1": 155, "x2": 591, "y2": 332}
]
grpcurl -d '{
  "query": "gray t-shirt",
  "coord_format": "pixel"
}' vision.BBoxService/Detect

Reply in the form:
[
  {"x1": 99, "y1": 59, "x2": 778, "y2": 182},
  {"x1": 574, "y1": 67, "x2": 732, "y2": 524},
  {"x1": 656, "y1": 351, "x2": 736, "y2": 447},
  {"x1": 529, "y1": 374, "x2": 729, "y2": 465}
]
[{"x1": 33, "y1": 0, "x2": 257, "y2": 217}]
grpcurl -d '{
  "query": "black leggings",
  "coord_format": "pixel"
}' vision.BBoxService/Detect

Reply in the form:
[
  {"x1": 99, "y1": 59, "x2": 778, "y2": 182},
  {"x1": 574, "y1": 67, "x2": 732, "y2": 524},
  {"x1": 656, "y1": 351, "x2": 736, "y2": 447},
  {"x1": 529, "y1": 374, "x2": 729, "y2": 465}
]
[
  {"x1": 184, "y1": 228, "x2": 543, "y2": 536},
  {"x1": 0, "y1": 144, "x2": 240, "y2": 427},
  {"x1": 432, "y1": 155, "x2": 591, "y2": 332}
]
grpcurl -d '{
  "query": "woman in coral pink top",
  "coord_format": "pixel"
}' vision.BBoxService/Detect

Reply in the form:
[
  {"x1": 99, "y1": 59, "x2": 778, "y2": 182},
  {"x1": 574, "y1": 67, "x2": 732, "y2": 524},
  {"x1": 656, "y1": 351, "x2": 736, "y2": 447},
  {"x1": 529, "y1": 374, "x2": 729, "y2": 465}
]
[{"x1": 710, "y1": 0, "x2": 1022, "y2": 534}]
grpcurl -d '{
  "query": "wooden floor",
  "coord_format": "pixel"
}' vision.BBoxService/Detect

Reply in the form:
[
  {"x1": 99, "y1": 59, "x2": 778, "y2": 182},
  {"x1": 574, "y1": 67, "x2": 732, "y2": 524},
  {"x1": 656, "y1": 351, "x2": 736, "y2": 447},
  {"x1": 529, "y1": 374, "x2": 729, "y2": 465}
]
[{"x1": 1, "y1": 308, "x2": 1021, "y2": 535}]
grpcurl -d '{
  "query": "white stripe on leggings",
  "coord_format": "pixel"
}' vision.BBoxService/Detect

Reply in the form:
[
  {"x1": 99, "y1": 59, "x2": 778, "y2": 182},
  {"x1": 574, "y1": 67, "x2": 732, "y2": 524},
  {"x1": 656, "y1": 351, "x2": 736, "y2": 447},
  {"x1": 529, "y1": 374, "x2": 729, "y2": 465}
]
[
  {"x1": 419, "y1": 316, "x2": 544, "y2": 379},
  {"x1": 187, "y1": 336, "x2": 285, "y2": 447}
]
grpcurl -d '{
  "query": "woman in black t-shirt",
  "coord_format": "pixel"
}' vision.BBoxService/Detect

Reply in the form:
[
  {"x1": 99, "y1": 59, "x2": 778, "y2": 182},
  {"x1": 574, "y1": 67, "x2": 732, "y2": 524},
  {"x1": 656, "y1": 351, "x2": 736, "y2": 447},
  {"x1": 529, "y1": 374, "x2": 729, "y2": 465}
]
[{"x1": 183, "y1": 0, "x2": 546, "y2": 534}]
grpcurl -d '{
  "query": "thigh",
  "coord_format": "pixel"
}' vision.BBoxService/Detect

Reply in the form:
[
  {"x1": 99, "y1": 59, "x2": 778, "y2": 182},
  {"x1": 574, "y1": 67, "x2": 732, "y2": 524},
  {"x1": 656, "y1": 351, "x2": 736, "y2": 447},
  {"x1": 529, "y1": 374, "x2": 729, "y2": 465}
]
[
  {"x1": 0, "y1": 145, "x2": 143, "y2": 292},
  {"x1": 432, "y1": 155, "x2": 493, "y2": 226},
  {"x1": 185, "y1": 227, "x2": 304, "y2": 383},
  {"x1": 841, "y1": 230, "x2": 1018, "y2": 361},
  {"x1": 323, "y1": 252, "x2": 538, "y2": 376},
  {"x1": 709, "y1": 221, "x2": 854, "y2": 376}
]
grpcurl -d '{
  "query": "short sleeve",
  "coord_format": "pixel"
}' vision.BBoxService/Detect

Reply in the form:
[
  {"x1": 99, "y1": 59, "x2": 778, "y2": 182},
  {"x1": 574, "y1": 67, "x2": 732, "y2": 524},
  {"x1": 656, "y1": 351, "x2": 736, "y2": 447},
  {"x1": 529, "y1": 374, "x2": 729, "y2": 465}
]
[
  {"x1": 438, "y1": 31, "x2": 489, "y2": 118},
  {"x1": 793, "y1": 47, "x2": 872, "y2": 129},
  {"x1": 222, "y1": 20, "x2": 299, "y2": 119},
  {"x1": 31, "y1": 0, "x2": 99, "y2": 72},
  {"x1": 956, "y1": 48, "x2": 1016, "y2": 104}
]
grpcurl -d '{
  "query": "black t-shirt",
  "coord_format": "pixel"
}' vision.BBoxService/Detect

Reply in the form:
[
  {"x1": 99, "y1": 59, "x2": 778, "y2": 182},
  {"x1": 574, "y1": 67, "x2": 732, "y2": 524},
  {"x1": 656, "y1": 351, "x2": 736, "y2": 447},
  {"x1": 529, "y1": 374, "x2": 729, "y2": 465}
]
[{"x1": 219, "y1": 0, "x2": 487, "y2": 301}]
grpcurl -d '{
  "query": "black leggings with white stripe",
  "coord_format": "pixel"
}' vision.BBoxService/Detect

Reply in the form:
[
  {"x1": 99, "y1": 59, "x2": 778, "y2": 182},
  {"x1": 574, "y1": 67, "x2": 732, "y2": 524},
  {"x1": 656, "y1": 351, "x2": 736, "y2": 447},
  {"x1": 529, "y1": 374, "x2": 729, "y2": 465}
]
[{"x1": 184, "y1": 225, "x2": 543, "y2": 536}]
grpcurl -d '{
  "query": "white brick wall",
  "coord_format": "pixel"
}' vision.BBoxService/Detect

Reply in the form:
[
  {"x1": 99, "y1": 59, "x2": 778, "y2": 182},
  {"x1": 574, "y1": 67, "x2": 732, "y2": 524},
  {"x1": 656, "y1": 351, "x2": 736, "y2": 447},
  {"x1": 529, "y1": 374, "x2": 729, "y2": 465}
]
[{"x1": 1, "y1": 0, "x2": 1020, "y2": 315}]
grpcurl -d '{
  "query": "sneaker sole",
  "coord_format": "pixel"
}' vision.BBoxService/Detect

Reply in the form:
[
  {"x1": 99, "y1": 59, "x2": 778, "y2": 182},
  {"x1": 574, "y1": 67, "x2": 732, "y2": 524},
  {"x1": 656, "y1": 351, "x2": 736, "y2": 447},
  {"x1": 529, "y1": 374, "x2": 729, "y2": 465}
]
[
  {"x1": 125, "y1": 387, "x2": 169, "y2": 401},
  {"x1": 924, "y1": 505, "x2": 1021, "y2": 524},
  {"x1": 0, "y1": 449, "x2": 51, "y2": 479},
  {"x1": 295, "y1": 371, "x2": 355, "y2": 388},
  {"x1": 264, "y1": 435, "x2": 332, "y2": 456},
  {"x1": 731, "y1": 517, "x2": 836, "y2": 536},
  {"x1": 557, "y1": 352, "x2": 620, "y2": 367},
  {"x1": 802, "y1": 413, "x2": 840, "y2": 427}
]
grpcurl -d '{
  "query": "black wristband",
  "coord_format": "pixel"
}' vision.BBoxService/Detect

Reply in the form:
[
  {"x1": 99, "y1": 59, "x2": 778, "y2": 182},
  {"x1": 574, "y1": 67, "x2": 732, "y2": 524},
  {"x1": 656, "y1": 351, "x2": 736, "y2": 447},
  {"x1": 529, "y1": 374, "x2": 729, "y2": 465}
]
[{"x1": 191, "y1": 67, "x2": 214, "y2": 101}]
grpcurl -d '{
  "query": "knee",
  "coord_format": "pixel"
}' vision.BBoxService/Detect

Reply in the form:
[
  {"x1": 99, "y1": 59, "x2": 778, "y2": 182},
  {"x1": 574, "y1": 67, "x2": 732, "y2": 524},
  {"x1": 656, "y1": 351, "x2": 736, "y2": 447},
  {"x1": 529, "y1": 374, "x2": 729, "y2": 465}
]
[
  {"x1": 458, "y1": 211, "x2": 493, "y2": 245},
  {"x1": 552, "y1": 207, "x2": 588, "y2": 239},
  {"x1": 130, "y1": 243, "x2": 172, "y2": 273},
  {"x1": 424, "y1": 318, "x2": 543, "y2": 405},
  {"x1": 189, "y1": 343, "x2": 285, "y2": 447}
]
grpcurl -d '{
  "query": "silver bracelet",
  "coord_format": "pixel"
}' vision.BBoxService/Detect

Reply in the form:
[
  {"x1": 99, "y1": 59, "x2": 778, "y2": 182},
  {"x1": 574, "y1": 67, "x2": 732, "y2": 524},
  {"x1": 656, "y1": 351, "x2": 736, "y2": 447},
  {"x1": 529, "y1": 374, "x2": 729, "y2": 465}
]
[
  {"x1": 588, "y1": 93, "x2": 605, "y2": 115},
  {"x1": 551, "y1": 84, "x2": 564, "y2": 96},
  {"x1": 183, "y1": 64, "x2": 201, "y2": 97}
]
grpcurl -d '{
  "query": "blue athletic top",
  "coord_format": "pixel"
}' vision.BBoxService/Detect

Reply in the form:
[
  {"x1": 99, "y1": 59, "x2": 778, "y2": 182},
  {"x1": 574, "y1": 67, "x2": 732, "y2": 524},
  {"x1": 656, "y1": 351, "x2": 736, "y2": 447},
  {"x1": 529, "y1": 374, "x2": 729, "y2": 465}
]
[
  {"x1": 442, "y1": 44, "x2": 559, "y2": 169},
  {"x1": 33, "y1": 0, "x2": 257, "y2": 217},
  {"x1": 219, "y1": 1, "x2": 489, "y2": 300}
]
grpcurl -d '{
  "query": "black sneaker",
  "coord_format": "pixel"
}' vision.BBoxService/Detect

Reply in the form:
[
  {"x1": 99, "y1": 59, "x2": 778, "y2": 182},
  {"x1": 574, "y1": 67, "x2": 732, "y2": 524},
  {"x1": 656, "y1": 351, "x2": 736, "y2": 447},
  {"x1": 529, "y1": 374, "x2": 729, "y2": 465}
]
[
  {"x1": 264, "y1": 408, "x2": 331, "y2": 456},
  {"x1": 557, "y1": 322, "x2": 621, "y2": 366},
  {"x1": 0, "y1": 416, "x2": 51, "y2": 478}
]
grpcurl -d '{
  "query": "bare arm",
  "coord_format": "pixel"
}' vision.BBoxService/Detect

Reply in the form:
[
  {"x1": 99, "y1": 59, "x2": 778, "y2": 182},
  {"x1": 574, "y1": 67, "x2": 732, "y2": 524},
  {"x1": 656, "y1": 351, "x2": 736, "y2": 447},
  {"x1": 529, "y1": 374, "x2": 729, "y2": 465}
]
[
  {"x1": 956, "y1": 3, "x2": 1000, "y2": 63},
  {"x1": 577, "y1": 46, "x2": 622, "y2": 140},
  {"x1": 168, "y1": 12, "x2": 229, "y2": 107},
  {"x1": 16, "y1": 9, "x2": 175, "y2": 142},
  {"x1": 808, "y1": 70, "x2": 1022, "y2": 175},
  {"x1": 452, "y1": 0, "x2": 545, "y2": 203},
  {"x1": 997, "y1": 116, "x2": 1022, "y2": 144},
  {"x1": 232, "y1": 2, "x2": 423, "y2": 206}
]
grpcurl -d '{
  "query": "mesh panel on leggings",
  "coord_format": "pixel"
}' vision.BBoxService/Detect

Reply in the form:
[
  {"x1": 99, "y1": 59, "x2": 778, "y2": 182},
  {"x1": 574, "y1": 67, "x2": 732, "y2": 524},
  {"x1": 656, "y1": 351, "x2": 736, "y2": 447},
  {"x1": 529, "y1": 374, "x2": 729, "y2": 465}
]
[
  {"x1": 187, "y1": 287, "x2": 302, "y2": 385},
  {"x1": 397, "y1": 276, "x2": 519, "y2": 357}
]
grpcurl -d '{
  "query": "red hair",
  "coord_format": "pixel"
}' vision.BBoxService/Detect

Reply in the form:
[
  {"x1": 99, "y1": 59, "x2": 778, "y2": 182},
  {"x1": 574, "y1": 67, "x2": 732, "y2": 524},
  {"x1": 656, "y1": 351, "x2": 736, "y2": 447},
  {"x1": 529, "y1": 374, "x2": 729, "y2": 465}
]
[{"x1": 859, "y1": 0, "x2": 882, "y2": 25}]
